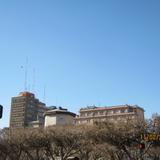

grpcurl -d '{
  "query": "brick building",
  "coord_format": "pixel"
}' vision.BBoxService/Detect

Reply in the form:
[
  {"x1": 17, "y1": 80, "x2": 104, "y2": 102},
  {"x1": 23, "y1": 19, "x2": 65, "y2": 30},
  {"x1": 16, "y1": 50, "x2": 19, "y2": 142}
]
[
  {"x1": 10, "y1": 92, "x2": 49, "y2": 128},
  {"x1": 75, "y1": 105, "x2": 144, "y2": 125}
]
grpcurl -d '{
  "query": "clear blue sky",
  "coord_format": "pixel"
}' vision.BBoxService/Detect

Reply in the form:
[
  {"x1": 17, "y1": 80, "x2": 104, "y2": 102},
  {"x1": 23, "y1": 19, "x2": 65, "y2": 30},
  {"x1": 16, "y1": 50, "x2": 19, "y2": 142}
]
[{"x1": 0, "y1": 0, "x2": 160, "y2": 128}]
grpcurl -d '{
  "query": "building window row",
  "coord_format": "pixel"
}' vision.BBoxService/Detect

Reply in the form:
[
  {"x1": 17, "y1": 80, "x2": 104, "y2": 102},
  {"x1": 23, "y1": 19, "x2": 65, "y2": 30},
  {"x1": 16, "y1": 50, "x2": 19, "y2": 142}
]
[
  {"x1": 12, "y1": 105, "x2": 26, "y2": 108},
  {"x1": 80, "y1": 108, "x2": 134, "y2": 117},
  {"x1": 11, "y1": 109, "x2": 25, "y2": 112},
  {"x1": 12, "y1": 98, "x2": 26, "y2": 103}
]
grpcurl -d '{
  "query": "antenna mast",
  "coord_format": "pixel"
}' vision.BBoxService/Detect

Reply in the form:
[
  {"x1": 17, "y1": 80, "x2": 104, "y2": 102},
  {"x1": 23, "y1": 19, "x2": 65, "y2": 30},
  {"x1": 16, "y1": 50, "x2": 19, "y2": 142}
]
[
  {"x1": 43, "y1": 85, "x2": 46, "y2": 103},
  {"x1": 24, "y1": 57, "x2": 28, "y2": 91},
  {"x1": 32, "y1": 68, "x2": 36, "y2": 93}
]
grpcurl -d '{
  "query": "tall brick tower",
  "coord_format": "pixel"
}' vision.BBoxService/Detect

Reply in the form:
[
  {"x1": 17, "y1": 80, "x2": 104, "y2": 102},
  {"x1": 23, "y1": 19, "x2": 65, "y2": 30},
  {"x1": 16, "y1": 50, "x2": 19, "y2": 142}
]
[{"x1": 10, "y1": 92, "x2": 48, "y2": 128}]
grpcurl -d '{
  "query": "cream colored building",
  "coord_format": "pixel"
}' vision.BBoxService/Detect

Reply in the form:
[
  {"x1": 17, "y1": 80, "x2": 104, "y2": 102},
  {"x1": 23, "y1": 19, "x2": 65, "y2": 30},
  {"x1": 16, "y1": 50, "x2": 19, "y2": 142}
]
[
  {"x1": 44, "y1": 107, "x2": 76, "y2": 127},
  {"x1": 75, "y1": 105, "x2": 144, "y2": 125}
]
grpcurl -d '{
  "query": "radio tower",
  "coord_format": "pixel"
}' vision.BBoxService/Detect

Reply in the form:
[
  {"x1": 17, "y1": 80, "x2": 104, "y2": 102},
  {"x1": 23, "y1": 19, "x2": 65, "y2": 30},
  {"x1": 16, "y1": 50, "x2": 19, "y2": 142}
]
[{"x1": 24, "y1": 57, "x2": 28, "y2": 91}]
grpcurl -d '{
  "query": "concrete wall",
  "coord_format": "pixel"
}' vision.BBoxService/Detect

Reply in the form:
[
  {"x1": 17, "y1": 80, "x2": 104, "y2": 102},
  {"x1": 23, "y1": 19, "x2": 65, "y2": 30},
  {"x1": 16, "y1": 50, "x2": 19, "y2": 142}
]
[
  {"x1": 45, "y1": 113, "x2": 75, "y2": 127},
  {"x1": 45, "y1": 115, "x2": 56, "y2": 127}
]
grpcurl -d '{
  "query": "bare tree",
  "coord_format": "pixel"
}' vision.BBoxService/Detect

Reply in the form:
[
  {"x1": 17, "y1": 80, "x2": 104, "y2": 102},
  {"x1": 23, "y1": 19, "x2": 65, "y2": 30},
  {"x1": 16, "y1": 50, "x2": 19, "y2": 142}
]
[{"x1": 1, "y1": 118, "x2": 160, "y2": 160}]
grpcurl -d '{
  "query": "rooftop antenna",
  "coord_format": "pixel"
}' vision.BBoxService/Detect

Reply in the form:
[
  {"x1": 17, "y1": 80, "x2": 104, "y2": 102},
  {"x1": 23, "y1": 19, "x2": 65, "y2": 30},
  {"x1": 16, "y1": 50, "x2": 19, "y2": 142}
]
[
  {"x1": 24, "y1": 57, "x2": 28, "y2": 91},
  {"x1": 32, "y1": 68, "x2": 36, "y2": 93},
  {"x1": 28, "y1": 84, "x2": 31, "y2": 92},
  {"x1": 43, "y1": 85, "x2": 46, "y2": 103}
]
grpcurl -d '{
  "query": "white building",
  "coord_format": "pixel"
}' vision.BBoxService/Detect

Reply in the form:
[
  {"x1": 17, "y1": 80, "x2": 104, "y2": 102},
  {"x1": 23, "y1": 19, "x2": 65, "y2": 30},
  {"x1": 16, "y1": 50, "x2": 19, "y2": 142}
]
[{"x1": 44, "y1": 107, "x2": 76, "y2": 127}]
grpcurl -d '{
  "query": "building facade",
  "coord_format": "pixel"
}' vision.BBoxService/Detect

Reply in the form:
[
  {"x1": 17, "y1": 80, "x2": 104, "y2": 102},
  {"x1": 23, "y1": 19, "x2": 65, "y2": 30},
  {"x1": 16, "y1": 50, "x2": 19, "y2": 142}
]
[
  {"x1": 152, "y1": 114, "x2": 160, "y2": 133},
  {"x1": 75, "y1": 105, "x2": 144, "y2": 125},
  {"x1": 44, "y1": 107, "x2": 76, "y2": 127},
  {"x1": 10, "y1": 92, "x2": 49, "y2": 128}
]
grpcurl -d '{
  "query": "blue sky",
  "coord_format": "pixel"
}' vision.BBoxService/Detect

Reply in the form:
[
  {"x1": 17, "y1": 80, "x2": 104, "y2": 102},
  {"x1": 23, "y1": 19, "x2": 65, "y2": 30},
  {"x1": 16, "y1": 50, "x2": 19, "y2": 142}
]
[{"x1": 0, "y1": 0, "x2": 160, "y2": 128}]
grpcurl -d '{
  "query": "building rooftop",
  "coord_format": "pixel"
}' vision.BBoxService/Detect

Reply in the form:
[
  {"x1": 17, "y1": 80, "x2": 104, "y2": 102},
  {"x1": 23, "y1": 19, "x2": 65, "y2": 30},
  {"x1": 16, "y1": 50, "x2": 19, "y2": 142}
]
[
  {"x1": 18, "y1": 91, "x2": 35, "y2": 98},
  {"x1": 80, "y1": 104, "x2": 144, "y2": 112},
  {"x1": 44, "y1": 107, "x2": 76, "y2": 117}
]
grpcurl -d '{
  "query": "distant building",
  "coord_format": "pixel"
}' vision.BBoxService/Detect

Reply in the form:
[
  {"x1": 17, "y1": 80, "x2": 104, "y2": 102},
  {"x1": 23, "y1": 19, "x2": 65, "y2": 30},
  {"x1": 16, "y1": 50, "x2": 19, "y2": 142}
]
[
  {"x1": 152, "y1": 114, "x2": 160, "y2": 133},
  {"x1": 44, "y1": 107, "x2": 76, "y2": 127},
  {"x1": 10, "y1": 92, "x2": 49, "y2": 128},
  {"x1": 75, "y1": 105, "x2": 144, "y2": 125}
]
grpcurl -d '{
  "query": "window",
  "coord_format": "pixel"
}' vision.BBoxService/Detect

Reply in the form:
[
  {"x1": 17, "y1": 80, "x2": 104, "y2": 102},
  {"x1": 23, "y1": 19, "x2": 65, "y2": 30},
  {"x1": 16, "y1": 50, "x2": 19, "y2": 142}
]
[
  {"x1": 128, "y1": 107, "x2": 133, "y2": 112},
  {"x1": 99, "y1": 111, "x2": 103, "y2": 115},
  {"x1": 87, "y1": 119, "x2": 90, "y2": 123},
  {"x1": 104, "y1": 111, "x2": 107, "y2": 115},
  {"x1": 121, "y1": 109, "x2": 125, "y2": 113},
  {"x1": 80, "y1": 113, "x2": 85, "y2": 117},
  {"x1": 108, "y1": 110, "x2": 113, "y2": 114}
]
